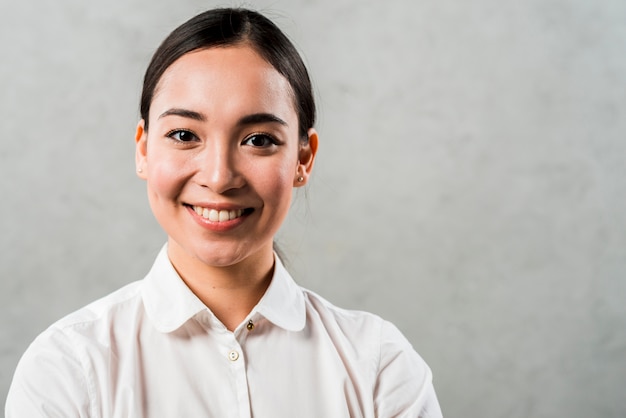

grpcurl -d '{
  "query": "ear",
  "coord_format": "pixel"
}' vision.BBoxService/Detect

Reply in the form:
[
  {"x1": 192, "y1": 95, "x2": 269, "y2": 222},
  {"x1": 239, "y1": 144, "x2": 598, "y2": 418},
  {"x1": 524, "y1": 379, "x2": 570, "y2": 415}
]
[
  {"x1": 135, "y1": 119, "x2": 148, "y2": 180},
  {"x1": 294, "y1": 128, "x2": 319, "y2": 187}
]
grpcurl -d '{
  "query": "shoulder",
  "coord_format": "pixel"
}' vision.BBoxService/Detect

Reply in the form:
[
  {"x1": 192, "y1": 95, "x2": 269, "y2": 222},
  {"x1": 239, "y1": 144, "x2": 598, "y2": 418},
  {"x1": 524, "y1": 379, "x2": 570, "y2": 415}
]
[
  {"x1": 300, "y1": 287, "x2": 425, "y2": 368},
  {"x1": 301, "y1": 287, "x2": 442, "y2": 417},
  {"x1": 301, "y1": 286, "x2": 392, "y2": 334},
  {"x1": 5, "y1": 281, "x2": 143, "y2": 417},
  {"x1": 53, "y1": 280, "x2": 143, "y2": 329},
  {"x1": 301, "y1": 286, "x2": 415, "y2": 347},
  {"x1": 16, "y1": 278, "x2": 143, "y2": 357},
  {"x1": 31, "y1": 279, "x2": 145, "y2": 368}
]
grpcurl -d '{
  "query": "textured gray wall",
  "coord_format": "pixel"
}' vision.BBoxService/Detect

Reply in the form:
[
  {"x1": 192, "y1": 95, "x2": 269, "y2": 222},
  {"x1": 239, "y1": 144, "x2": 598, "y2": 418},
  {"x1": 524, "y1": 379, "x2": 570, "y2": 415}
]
[{"x1": 2, "y1": 1, "x2": 625, "y2": 416}]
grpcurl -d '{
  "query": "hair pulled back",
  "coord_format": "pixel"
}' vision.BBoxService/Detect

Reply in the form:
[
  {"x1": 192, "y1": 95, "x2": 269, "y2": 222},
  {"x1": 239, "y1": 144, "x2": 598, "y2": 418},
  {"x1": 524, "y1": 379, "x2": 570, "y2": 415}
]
[{"x1": 140, "y1": 8, "x2": 316, "y2": 140}]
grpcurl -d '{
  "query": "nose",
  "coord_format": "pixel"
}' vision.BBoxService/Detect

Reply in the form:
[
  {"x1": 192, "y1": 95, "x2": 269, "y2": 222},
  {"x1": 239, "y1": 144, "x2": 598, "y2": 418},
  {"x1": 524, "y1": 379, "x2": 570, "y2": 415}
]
[{"x1": 195, "y1": 143, "x2": 245, "y2": 194}]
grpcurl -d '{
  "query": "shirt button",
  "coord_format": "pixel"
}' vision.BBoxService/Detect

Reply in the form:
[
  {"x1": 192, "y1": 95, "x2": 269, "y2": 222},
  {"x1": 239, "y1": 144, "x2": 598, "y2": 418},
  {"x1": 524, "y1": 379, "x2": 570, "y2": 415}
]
[{"x1": 228, "y1": 350, "x2": 240, "y2": 361}]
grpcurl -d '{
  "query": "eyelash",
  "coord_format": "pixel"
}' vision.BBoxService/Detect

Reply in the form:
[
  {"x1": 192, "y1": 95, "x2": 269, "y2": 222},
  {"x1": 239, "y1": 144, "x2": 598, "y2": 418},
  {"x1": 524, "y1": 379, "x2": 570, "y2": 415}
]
[
  {"x1": 166, "y1": 129, "x2": 198, "y2": 143},
  {"x1": 242, "y1": 132, "x2": 280, "y2": 148}
]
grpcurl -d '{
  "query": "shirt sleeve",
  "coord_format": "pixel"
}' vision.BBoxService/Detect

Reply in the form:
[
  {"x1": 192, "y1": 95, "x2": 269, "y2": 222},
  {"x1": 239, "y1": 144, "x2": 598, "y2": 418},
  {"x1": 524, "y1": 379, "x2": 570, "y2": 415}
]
[
  {"x1": 5, "y1": 327, "x2": 92, "y2": 418},
  {"x1": 373, "y1": 320, "x2": 443, "y2": 418}
]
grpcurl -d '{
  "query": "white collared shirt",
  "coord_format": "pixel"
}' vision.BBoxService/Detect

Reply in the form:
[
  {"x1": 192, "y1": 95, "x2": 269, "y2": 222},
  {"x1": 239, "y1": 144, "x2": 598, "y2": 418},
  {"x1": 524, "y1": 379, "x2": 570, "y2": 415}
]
[{"x1": 6, "y1": 245, "x2": 442, "y2": 418}]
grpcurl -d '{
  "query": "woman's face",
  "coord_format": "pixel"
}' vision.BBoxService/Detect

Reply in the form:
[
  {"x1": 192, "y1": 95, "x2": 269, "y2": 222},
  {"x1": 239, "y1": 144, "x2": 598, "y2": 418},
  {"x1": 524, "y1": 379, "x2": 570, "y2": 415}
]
[{"x1": 135, "y1": 45, "x2": 316, "y2": 270}]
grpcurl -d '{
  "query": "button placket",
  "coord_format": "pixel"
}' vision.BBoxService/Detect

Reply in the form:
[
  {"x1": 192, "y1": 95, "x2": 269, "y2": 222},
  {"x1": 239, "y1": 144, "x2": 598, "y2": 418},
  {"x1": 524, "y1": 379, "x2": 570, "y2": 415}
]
[{"x1": 225, "y1": 339, "x2": 251, "y2": 417}]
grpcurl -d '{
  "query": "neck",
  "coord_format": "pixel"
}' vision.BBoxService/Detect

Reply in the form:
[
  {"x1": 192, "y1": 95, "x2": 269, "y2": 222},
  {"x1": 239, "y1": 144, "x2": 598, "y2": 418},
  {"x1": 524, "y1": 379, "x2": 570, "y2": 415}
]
[{"x1": 167, "y1": 241, "x2": 275, "y2": 331}]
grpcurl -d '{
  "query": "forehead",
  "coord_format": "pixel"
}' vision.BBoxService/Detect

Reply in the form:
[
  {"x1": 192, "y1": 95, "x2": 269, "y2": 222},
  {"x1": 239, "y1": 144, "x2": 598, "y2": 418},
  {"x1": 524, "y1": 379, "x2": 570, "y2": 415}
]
[{"x1": 150, "y1": 45, "x2": 296, "y2": 122}]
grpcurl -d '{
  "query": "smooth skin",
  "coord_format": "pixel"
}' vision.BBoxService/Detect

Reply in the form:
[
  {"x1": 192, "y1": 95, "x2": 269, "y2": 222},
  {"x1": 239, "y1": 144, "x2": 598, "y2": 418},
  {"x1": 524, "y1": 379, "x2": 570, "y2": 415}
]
[{"x1": 135, "y1": 45, "x2": 318, "y2": 331}]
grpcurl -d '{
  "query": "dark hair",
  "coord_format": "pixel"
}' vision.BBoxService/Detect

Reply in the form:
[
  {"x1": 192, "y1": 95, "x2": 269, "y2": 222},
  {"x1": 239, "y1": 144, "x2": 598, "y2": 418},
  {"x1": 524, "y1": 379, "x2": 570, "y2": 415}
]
[{"x1": 140, "y1": 8, "x2": 316, "y2": 140}]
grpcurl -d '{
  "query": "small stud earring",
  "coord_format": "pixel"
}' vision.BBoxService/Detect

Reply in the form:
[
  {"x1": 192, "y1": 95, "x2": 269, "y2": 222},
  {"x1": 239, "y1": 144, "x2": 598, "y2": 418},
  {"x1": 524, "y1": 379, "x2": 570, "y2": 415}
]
[
  {"x1": 137, "y1": 168, "x2": 143, "y2": 173},
  {"x1": 297, "y1": 176, "x2": 304, "y2": 182}
]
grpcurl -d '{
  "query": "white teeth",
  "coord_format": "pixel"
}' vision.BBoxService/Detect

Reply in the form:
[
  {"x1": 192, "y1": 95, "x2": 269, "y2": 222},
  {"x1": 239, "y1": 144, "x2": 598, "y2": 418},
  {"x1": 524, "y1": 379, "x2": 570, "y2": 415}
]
[
  {"x1": 218, "y1": 210, "x2": 230, "y2": 222},
  {"x1": 192, "y1": 206, "x2": 244, "y2": 222}
]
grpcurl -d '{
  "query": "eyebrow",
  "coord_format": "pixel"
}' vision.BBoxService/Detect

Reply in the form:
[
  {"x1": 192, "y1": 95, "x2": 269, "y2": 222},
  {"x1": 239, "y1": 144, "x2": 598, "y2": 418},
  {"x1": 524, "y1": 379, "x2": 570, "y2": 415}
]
[
  {"x1": 158, "y1": 108, "x2": 288, "y2": 127},
  {"x1": 238, "y1": 113, "x2": 288, "y2": 127},
  {"x1": 158, "y1": 108, "x2": 206, "y2": 121}
]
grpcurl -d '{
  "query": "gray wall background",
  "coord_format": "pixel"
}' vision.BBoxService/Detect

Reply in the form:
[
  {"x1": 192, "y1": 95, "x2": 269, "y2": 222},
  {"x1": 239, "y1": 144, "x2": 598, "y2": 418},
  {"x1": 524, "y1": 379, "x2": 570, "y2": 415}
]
[{"x1": 1, "y1": 0, "x2": 625, "y2": 416}]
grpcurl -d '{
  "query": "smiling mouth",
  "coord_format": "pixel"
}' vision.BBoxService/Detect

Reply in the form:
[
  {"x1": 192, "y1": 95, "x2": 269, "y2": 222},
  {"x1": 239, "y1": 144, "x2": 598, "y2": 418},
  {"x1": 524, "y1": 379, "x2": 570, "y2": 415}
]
[{"x1": 190, "y1": 205, "x2": 252, "y2": 222}]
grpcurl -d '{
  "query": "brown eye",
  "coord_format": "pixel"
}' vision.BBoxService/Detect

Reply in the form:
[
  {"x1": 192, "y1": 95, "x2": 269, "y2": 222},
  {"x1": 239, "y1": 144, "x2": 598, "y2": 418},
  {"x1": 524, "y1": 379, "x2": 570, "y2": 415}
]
[
  {"x1": 167, "y1": 130, "x2": 198, "y2": 142},
  {"x1": 243, "y1": 134, "x2": 277, "y2": 148}
]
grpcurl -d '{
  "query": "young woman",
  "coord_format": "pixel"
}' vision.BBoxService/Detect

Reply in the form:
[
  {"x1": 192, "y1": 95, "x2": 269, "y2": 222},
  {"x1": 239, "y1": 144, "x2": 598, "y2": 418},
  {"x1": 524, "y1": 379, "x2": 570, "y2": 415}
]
[{"x1": 6, "y1": 8, "x2": 442, "y2": 417}]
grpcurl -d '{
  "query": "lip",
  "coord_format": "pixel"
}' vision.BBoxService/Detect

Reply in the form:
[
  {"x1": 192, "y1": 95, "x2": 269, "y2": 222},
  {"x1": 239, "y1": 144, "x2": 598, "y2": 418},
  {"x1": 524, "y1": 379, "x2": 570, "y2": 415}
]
[{"x1": 184, "y1": 203, "x2": 253, "y2": 232}]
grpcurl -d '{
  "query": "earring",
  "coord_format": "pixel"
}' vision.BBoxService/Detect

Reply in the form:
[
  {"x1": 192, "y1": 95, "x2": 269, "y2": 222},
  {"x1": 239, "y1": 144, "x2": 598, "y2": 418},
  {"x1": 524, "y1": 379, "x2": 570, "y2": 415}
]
[
  {"x1": 297, "y1": 176, "x2": 304, "y2": 182},
  {"x1": 137, "y1": 168, "x2": 143, "y2": 173}
]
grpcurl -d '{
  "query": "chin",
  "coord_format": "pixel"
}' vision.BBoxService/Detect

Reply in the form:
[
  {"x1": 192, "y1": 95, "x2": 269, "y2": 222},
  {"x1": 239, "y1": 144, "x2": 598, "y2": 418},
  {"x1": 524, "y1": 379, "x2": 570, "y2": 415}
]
[
  {"x1": 174, "y1": 237, "x2": 271, "y2": 270},
  {"x1": 190, "y1": 244, "x2": 247, "y2": 267}
]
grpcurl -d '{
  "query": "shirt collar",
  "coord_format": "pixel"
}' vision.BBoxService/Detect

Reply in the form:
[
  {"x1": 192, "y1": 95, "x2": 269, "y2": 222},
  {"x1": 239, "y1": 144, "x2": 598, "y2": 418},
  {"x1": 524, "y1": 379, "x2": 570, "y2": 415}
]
[
  {"x1": 141, "y1": 244, "x2": 306, "y2": 333},
  {"x1": 253, "y1": 254, "x2": 306, "y2": 332},
  {"x1": 141, "y1": 245, "x2": 207, "y2": 333}
]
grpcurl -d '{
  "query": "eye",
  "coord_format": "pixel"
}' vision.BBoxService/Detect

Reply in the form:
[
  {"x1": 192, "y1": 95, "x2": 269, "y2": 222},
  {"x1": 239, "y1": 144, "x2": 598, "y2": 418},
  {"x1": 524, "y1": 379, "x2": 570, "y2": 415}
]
[
  {"x1": 243, "y1": 133, "x2": 278, "y2": 148},
  {"x1": 167, "y1": 129, "x2": 198, "y2": 142}
]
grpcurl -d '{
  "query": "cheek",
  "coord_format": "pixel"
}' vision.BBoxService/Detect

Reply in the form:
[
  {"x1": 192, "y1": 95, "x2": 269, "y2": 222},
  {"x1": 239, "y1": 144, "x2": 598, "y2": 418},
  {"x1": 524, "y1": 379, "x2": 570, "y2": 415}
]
[
  {"x1": 146, "y1": 149, "x2": 189, "y2": 201},
  {"x1": 257, "y1": 161, "x2": 295, "y2": 204}
]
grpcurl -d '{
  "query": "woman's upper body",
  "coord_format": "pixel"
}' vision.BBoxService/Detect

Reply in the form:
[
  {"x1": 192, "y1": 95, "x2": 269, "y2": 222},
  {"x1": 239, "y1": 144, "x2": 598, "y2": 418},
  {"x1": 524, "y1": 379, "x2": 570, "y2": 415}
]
[
  {"x1": 6, "y1": 8, "x2": 443, "y2": 417},
  {"x1": 6, "y1": 245, "x2": 442, "y2": 418}
]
